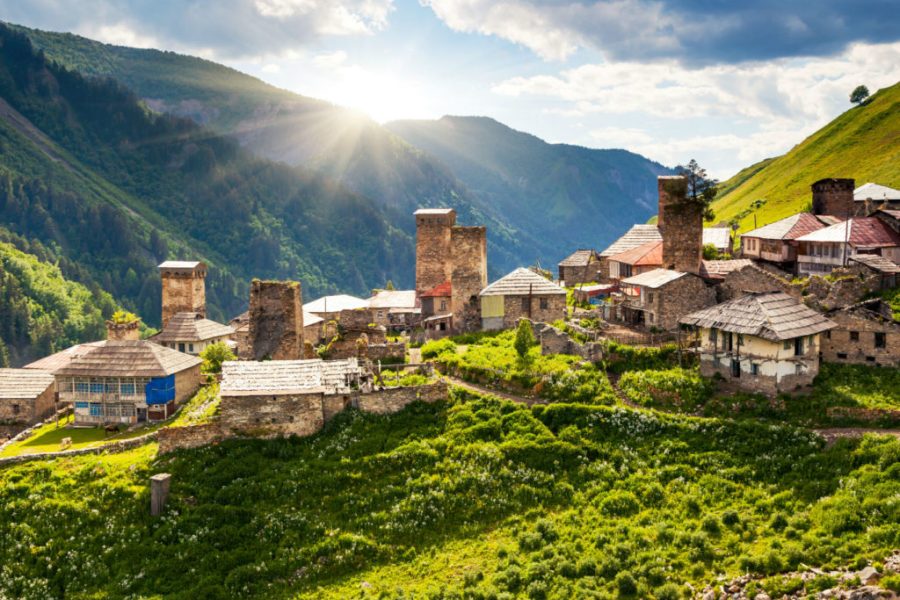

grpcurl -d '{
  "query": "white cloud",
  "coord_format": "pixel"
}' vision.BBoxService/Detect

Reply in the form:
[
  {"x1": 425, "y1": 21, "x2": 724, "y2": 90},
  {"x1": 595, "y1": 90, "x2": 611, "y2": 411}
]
[
  {"x1": 86, "y1": 23, "x2": 159, "y2": 48},
  {"x1": 261, "y1": 63, "x2": 282, "y2": 73},
  {"x1": 312, "y1": 50, "x2": 349, "y2": 69}
]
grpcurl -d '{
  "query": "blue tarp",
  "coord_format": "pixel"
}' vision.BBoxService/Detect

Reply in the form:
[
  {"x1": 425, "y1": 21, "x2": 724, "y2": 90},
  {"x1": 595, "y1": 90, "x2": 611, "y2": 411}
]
[{"x1": 145, "y1": 375, "x2": 175, "y2": 405}]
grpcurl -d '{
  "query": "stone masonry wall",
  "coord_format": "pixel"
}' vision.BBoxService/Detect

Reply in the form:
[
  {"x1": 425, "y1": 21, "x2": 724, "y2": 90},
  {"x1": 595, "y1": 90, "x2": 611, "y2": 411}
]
[
  {"x1": 658, "y1": 176, "x2": 702, "y2": 274},
  {"x1": 805, "y1": 266, "x2": 882, "y2": 311},
  {"x1": 368, "y1": 343, "x2": 407, "y2": 362},
  {"x1": 219, "y1": 391, "x2": 326, "y2": 437},
  {"x1": 812, "y1": 178, "x2": 856, "y2": 217},
  {"x1": 249, "y1": 280, "x2": 304, "y2": 361},
  {"x1": 821, "y1": 310, "x2": 900, "y2": 367},
  {"x1": 356, "y1": 381, "x2": 449, "y2": 415},
  {"x1": 450, "y1": 226, "x2": 488, "y2": 333},
  {"x1": 501, "y1": 294, "x2": 567, "y2": 329},
  {"x1": 653, "y1": 275, "x2": 715, "y2": 330},
  {"x1": 718, "y1": 263, "x2": 800, "y2": 303},
  {"x1": 416, "y1": 211, "x2": 455, "y2": 296},
  {"x1": 161, "y1": 267, "x2": 206, "y2": 327},
  {"x1": 0, "y1": 384, "x2": 55, "y2": 426}
]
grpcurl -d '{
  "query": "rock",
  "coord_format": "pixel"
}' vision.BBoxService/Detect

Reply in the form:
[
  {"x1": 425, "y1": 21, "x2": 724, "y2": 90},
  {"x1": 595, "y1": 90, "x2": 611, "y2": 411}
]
[
  {"x1": 857, "y1": 566, "x2": 880, "y2": 585},
  {"x1": 753, "y1": 593, "x2": 770, "y2": 600},
  {"x1": 702, "y1": 590, "x2": 716, "y2": 600},
  {"x1": 846, "y1": 586, "x2": 889, "y2": 600}
]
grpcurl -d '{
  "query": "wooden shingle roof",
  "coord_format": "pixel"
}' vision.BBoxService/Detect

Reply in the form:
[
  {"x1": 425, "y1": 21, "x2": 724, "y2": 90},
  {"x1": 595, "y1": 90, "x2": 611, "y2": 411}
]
[
  {"x1": 620, "y1": 268, "x2": 686, "y2": 289},
  {"x1": 51, "y1": 341, "x2": 201, "y2": 378},
  {"x1": 679, "y1": 292, "x2": 835, "y2": 341},
  {"x1": 850, "y1": 254, "x2": 900, "y2": 274},
  {"x1": 152, "y1": 312, "x2": 234, "y2": 343},
  {"x1": 600, "y1": 225, "x2": 662, "y2": 257},
  {"x1": 559, "y1": 249, "x2": 598, "y2": 267},
  {"x1": 480, "y1": 268, "x2": 566, "y2": 297},
  {"x1": 699, "y1": 259, "x2": 755, "y2": 280},
  {"x1": 0, "y1": 369, "x2": 54, "y2": 400},
  {"x1": 220, "y1": 358, "x2": 363, "y2": 396}
]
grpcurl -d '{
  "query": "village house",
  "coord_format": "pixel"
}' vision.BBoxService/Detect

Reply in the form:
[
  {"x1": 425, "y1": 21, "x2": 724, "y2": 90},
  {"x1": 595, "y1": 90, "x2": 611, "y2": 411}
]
[
  {"x1": 739, "y1": 213, "x2": 838, "y2": 272},
  {"x1": 420, "y1": 281, "x2": 453, "y2": 338},
  {"x1": 303, "y1": 294, "x2": 369, "y2": 321},
  {"x1": 821, "y1": 299, "x2": 899, "y2": 367},
  {"x1": 479, "y1": 268, "x2": 567, "y2": 330},
  {"x1": 557, "y1": 249, "x2": 601, "y2": 285},
  {"x1": 680, "y1": 292, "x2": 836, "y2": 396},
  {"x1": 151, "y1": 312, "x2": 234, "y2": 355},
  {"x1": 607, "y1": 240, "x2": 662, "y2": 281},
  {"x1": 795, "y1": 217, "x2": 900, "y2": 276},
  {"x1": 598, "y1": 224, "x2": 661, "y2": 282},
  {"x1": 855, "y1": 182, "x2": 900, "y2": 214},
  {"x1": 0, "y1": 369, "x2": 55, "y2": 433},
  {"x1": 875, "y1": 209, "x2": 900, "y2": 234},
  {"x1": 703, "y1": 227, "x2": 733, "y2": 256},
  {"x1": 848, "y1": 255, "x2": 900, "y2": 290},
  {"x1": 368, "y1": 289, "x2": 419, "y2": 330},
  {"x1": 618, "y1": 268, "x2": 715, "y2": 330}
]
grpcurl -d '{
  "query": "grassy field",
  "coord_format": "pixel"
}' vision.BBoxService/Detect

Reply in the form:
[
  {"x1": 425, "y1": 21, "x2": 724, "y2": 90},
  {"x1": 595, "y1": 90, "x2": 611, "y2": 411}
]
[
  {"x1": 711, "y1": 81, "x2": 900, "y2": 234},
  {"x1": 0, "y1": 414, "x2": 164, "y2": 457}
]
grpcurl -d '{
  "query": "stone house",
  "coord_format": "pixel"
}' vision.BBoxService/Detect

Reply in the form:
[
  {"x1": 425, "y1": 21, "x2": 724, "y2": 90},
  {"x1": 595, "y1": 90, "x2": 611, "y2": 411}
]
[
  {"x1": 619, "y1": 268, "x2": 715, "y2": 330},
  {"x1": 739, "y1": 213, "x2": 838, "y2": 273},
  {"x1": 151, "y1": 312, "x2": 234, "y2": 355},
  {"x1": 680, "y1": 292, "x2": 836, "y2": 396},
  {"x1": 304, "y1": 295, "x2": 369, "y2": 321},
  {"x1": 716, "y1": 262, "x2": 799, "y2": 303},
  {"x1": 29, "y1": 340, "x2": 202, "y2": 424},
  {"x1": 795, "y1": 217, "x2": 900, "y2": 276},
  {"x1": 368, "y1": 289, "x2": 420, "y2": 330},
  {"x1": 558, "y1": 249, "x2": 601, "y2": 285},
  {"x1": 821, "y1": 299, "x2": 899, "y2": 367},
  {"x1": 855, "y1": 182, "x2": 900, "y2": 214},
  {"x1": 0, "y1": 369, "x2": 55, "y2": 432},
  {"x1": 420, "y1": 281, "x2": 452, "y2": 338},
  {"x1": 249, "y1": 280, "x2": 305, "y2": 361},
  {"x1": 480, "y1": 268, "x2": 567, "y2": 330},
  {"x1": 598, "y1": 224, "x2": 662, "y2": 282},
  {"x1": 848, "y1": 255, "x2": 899, "y2": 290},
  {"x1": 607, "y1": 240, "x2": 662, "y2": 281}
]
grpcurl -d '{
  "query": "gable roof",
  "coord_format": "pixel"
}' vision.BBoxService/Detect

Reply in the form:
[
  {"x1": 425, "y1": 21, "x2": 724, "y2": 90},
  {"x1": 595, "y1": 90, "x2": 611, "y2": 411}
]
[
  {"x1": 620, "y1": 268, "x2": 686, "y2": 289},
  {"x1": 151, "y1": 312, "x2": 234, "y2": 343},
  {"x1": 600, "y1": 224, "x2": 662, "y2": 257},
  {"x1": 220, "y1": 358, "x2": 363, "y2": 396},
  {"x1": 368, "y1": 290, "x2": 418, "y2": 309},
  {"x1": 0, "y1": 369, "x2": 54, "y2": 400},
  {"x1": 421, "y1": 281, "x2": 452, "y2": 298},
  {"x1": 680, "y1": 292, "x2": 835, "y2": 341},
  {"x1": 303, "y1": 294, "x2": 369, "y2": 314},
  {"x1": 702, "y1": 227, "x2": 732, "y2": 249},
  {"x1": 741, "y1": 213, "x2": 833, "y2": 241},
  {"x1": 796, "y1": 217, "x2": 900, "y2": 247},
  {"x1": 559, "y1": 249, "x2": 598, "y2": 267},
  {"x1": 608, "y1": 240, "x2": 663, "y2": 267},
  {"x1": 855, "y1": 183, "x2": 900, "y2": 202},
  {"x1": 849, "y1": 254, "x2": 900, "y2": 274},
  {"x1": 480, "y1": 268, "x2": 566, "y2": 296},
  {"x1": 414, "y1": 208, "x2": 455, "y2": 215},
  {"x1": 50, "y1": 341, "x2": 201, "y2": 378},
  {"x1": 699, "y1": 259, "x2": 755, "y2": 280}
]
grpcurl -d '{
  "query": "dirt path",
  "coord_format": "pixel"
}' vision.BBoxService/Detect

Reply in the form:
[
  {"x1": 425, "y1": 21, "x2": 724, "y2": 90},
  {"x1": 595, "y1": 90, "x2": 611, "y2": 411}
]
[
  {"x1": 442, "y1": 375, "x2": 547, "y2": 407},
  {"x1": 813, "y1": 428, "x2": 900, "y2": 443}
]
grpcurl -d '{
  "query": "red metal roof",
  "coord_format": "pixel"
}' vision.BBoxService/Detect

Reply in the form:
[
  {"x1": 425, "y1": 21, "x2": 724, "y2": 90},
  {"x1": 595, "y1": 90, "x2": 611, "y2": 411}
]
[
  {"x1": 608, "y1": 240, "x2": 663, "y2": 266},
  {"x1": 421, "y1": 281, "x2": 452, "y2": 298}
]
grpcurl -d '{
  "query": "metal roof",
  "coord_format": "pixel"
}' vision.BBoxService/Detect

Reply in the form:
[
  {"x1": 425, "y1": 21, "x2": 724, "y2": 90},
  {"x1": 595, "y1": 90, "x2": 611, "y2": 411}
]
[
  {"x1": 558, "y1": 249, "x2": 599, "y2": 267},
  {"x1": 480, "y1": 268, "x2": 566, "y2": 296},
  {"x1": 414, "y1": 208, "x2": 455, "y2": 215},
  {"x1": 0, "y1": 369, "x2": 54, "y2": 400},
  {"x1": 151, "y1": 312, "x2": 234, "y2": 343},
  {"x1": 420, "y1": 281, "x2": 451, "y2": 298},
  {"x1": 303, "y1": 294, "x2": 369, "y2": 314},
  {"x1": 795, "y1": 217, "x2": 900, "y2": 247},
  {"x1": 680, "y1": 292, "x2": 835, "y2": 341},
  {"x1": 855, "y1": 182, "x2": 900, "y2": 202},
  {"x1": 741, "y1": 213, "x2": 832, "y2": 241},
  {"x1": 368, "y1": 290, "x2": 418, "y2": 309},
  {"x1": 849, "y1": 254, "x2": 900, "y2": 274},
  {"x1": 158, "y1": 260, "x2": 205, "y2": 270},
  {"x1": 620, "y1": 268, "x2": 686, "y2": 289},
  {"x1": 608, "y1": 240, "x2": 662, "y2": 267},
  {"x1": 702, "y1": 227, "x2": 732, "y2": 249},
  {"x1": 220, "y1": 358, "x2": 362, "y2": 396},
  {"x1": 599, "y1": 224, "x2": 662, "y2": 257},
  {"x1": 51, "y1": 341, "x2": 201, "y2": 378}
]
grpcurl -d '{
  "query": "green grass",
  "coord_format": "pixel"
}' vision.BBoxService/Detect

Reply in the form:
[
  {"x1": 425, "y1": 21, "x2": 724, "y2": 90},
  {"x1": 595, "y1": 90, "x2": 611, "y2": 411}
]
[
  {"x1": 711, "y1": 81, "x2": 900, "y2": 233},
  {"x1": 2, "y1": 390, "x2": 899, "y2": 599},
  {"x1": 169, "y1": 382, "x2": 221, "y2": 428},
  {"x1": 0, "y1": 414, "x2": 162, "y2": 457}
]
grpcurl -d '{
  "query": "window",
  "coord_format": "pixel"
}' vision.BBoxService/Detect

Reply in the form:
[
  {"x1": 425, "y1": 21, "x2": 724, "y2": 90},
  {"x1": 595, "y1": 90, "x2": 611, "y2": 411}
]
[
  {"x1": 11, "y1": 404, "x2": 20, "y2": 415},
  {"x1": 647, "y1": 292, "x2": 655, "y2": 303},
  {"x1": 837, "y1": 352, "x2": 848, "y2": 359},
  {"x1": 74, "y1": 402, "x2": 89, "y2": 409},
  {"x1": 730, "y1": 358, "x2": 740, "y2": 378},
  {"x1": 866, "y1": 356, "x2": 876, "y2": 362},
  {"x1": 783, "y1": 340, "x2": 792, "y2": 350},
  {"x1": 824, "y1": 330, "x2": 831, "y2": 339},
  {"x1": 539, "y1": 298, "x2": 549, "y2": 310},
  {"x1": 875, "y1": 332, "x2": 886, "y2": 348},
  {"x1": 89, "y1": 403, "x2": 102, "y2": 417},
  {"x1": 849, "y1": 331, "x2": 859, "y2": 342},
  {"x1": 189, "y1": 343, "x2": 195, "y2": 353},
  {"x1": 794, "y1": 337, "x2": 805, "y2": 356},
  {"x1": 75, "y1": 382, "x2": 89, "y2": 393},
  {"x1": 750, "y1": 364, "x2": 759, "y2": 376},
  {"x1": 178, "y1": 343, "x2": 186, "y2": 353},
  {"x1": 738, "y1": 334, "x2": 744, "y2": 346},
  {"x1": 709, "y1": 328, "x2": 717, "y2": 344},
  {"x1": 90, "y1": 382, "x2": 104, "y2": 394},
  {"x1": 439, "y1": 300, "x2": 447, "y2": 311}
]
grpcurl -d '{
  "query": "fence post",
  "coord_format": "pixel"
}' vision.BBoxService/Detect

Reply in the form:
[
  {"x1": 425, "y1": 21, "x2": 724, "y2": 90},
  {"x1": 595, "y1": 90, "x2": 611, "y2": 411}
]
[{"x1": 150, "y1": 473, "x2": 171, "y2": 517}]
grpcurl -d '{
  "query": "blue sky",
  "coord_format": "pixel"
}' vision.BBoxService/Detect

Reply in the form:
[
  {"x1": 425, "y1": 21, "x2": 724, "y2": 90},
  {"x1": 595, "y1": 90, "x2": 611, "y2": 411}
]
[{"x1": 2, "y1": 0, "x2": 899, "y2": 178}]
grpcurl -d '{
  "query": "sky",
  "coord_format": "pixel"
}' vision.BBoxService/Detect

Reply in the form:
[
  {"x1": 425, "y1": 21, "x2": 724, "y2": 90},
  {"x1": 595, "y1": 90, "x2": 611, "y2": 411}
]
[{"x1": 2, "y1": 0, "x2": 899, "y2": 179}]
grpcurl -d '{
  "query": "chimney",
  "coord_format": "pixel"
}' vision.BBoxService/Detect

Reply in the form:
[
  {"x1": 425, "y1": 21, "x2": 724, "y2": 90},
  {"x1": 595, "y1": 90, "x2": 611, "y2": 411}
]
[
  {"x1": 107, "y1": 314, "x2": 141, "y2": 341},
  {"x1": 159, "y1": 261, "x2": 207, "y2": 328},
  {"x1": 657, "y1": 176, "x2": 702, "y2": 274},
  {"x1": 811, "y1": 178, "x2": 855, "y2": 217}
]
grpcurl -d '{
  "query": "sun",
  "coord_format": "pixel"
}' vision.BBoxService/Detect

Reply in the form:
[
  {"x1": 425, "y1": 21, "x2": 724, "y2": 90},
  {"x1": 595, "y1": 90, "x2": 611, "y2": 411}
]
[{"x1": 329, "y1": 67, "x2": 430, "y2": 123}]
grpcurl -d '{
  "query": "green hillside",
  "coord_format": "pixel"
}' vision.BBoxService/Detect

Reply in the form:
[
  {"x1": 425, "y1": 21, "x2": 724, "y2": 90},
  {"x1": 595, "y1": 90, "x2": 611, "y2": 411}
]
[
  {"x1": 712, "y1": 82, "x2": 900, "y2": 232},
  {"x1": 0, "y1": 234, "x2": 116, "y2": 366},
  {"x1": 0, "y1": 23, "x2": 413, "y2": 327},
  {"x1": 1, "y1": 391, "x2": 898, "y2": 598}
]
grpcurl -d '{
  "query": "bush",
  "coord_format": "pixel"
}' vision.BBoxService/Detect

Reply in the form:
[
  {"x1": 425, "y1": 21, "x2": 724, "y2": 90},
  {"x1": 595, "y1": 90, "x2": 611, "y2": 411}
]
[
  {"x1": 421, "y1": 338, "x2": 457, "y2": 359},
  {"x1": 619, "y1": 368, "x2": 713, "y2": 412},
  {"x1": 600, "y1": 491, "x2": 641, "y2": 517},
  {"x1": 514, "y1": 320, "x2": 537, "y2": 360},
  {"x1": 615, "y1": 571, "x2": 638, "y2": 596},
  {"x1": 603, "y1": 342, "x2": 680, "y2": 373},
  {"x1": 200, "y1": 341, "x2": 236, "y2": 374}
]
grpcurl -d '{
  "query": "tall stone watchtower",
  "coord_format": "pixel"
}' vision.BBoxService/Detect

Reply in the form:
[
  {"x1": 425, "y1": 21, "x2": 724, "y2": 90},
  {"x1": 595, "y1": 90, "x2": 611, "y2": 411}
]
[
  {"x1": 248, "y1": 279, "x2": 304, "y2": 361},
  {"x1": 159, "y1": 261, "x2": 207, "y2": 328},
  {"x1": 812, "y1": 178, "x2": 855, "y2": 217},
  {"x1": 657, "y1": 176, "x2": 702, "y2": 274},
  {"x1": 415, "y1": 208, "x2": 456, "y2": 297},
  {"x1": 450, "y1": 226, "x2": 488, "y2": 332}
]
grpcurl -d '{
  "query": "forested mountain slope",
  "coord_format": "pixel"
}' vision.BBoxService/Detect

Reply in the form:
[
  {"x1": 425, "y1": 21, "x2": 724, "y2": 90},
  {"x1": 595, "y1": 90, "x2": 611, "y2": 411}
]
[
  {"x1": 0, "y1": 23, "x2": 413, "y2": 327},
  {"x1": 712, "y1": 81, "x2": 900, "y2": 231}
]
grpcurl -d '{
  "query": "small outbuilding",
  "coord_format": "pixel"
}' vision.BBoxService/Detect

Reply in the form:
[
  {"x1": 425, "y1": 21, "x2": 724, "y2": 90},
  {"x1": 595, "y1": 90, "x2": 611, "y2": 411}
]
[
  {"x1": 0, "y1": 369, "x2": 56, "y2": 430},
  {"x1": 821, "y1": 299, "x2": 899, "y2": 367},
  {"x1": 558, "y1": 249, "x2": 601, "y2": 285},
  {"x1": 680, "y1": 292, "x2": 836, "y2": 395},
  {"x1": 480, "y1": 268, "x2": 567, "y2": 330}
]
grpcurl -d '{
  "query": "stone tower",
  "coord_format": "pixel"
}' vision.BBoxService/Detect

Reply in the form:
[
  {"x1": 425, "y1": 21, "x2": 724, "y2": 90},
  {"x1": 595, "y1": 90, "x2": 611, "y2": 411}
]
[
  {"x1": 106, "y1": 316, "x2": 141, "y2": 341},
  {"x1": 450, "y1": 226, "x2": 488, "y2": 332},
  {"x1": 415, "y1": 208, "x2": 456, "y2": 297},
  {"x1": 657, "y1": 176, "x2": 702, "y2": 274},
  {"x1": 248, "y1": 280, "x2": 304, "y2": 361},
  {"x1": 812, "y1": 178, "x2": 855, "y2": 217},
  {"x1": 159, "y1": 261, "x2": 207, "y2": 328}
]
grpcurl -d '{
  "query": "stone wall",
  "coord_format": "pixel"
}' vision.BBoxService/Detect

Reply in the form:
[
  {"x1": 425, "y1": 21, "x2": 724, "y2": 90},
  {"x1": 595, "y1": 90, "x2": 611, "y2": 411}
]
[
  {"x1": 249, "y1": 279, "x2": 304, "y2": 360},
  {"x1": 652, "y1": 275, "x2": 715, "y2": 330},
  {"x1": 821, "y1": 305, "x2": 900, "y2": 367},
  {"x1": 718, "y1": 263, "x2": 799, "y2": 302},
  {"x1": 529, "y1": 320, "x2": 604, "y2": 362},
  {"x1": 658, "y1": 176, "x2": 702, "y2": 274},
  {"x1": 450, "y1": 226, "x2": 488, "y2": 333},
  {"x1": 415, "y1": 210, "x2": 455, "y2": 296},
  {"x1": 160, "y1": 264, "x2": 206, "y2": 327},
  {"x1": 700, "y1": 354, "x2": 818, "y2": 396},
  {"x1": 220, "y1": 391, "x2": 327, "y2": 437},
  {"x1": 560, "y1": 262, "x2": 600, "y2": 285},
  {"x1": 812, "y1": 178, "x2": 856, "y2": 217},
  {"x1": 805, "y1": 266, "x2": 881, "y2": 311},
  {"x1": 356, "y1": 381, "x2": 448, "y2": 415},
  {"x1": 0, "y1": 383, "x2": 55, "y2": 426},
  {"x1": 368, "y1": 342, "x2": 407, "y2": 362},
  {"x1": 175, "y1": 365, "x2": 203, "y2": 406},
  {"x1": 501, "y1": 294, "x2": 567, "y2": 329},
  {"x1": 106, "y1": 319, "x2": 141, "y2": 341},
  {"x1": 157, "y1": 424, "x2": 229, "y2": 454},
  {"x1": 0, "y1": 428, "x2": 159, "y2": 466}
]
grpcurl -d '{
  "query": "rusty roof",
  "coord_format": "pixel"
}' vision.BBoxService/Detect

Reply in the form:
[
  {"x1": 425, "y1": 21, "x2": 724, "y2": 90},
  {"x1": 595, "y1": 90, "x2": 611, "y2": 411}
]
[
  {"x1": 796, "y1": 217, "x2": 900, "y2": 248},
  {"x1": 680, "y1": 292, "x2": 835, "y2": 341},
  {"x1": 51, "y1": 341, "x2": 201, "y2": 378},
  {"x1": 151, "y1": 312, "x2": 234, "y2": 343},
  {"x1": 600, "y1": 224, "x2": 662, "y2": 257},
  {"x1": 608, "y1": 240, "x2": 663, "y2": 267},
  {"x1": 558, "y1": 249, "x2": 599, "y2": 267},
  {"x1": 0, "y1": 368, "x2": 54, "y2": 400},
  {"x1": 421, "y1": 281, "x2": 452, "y2": 298}
]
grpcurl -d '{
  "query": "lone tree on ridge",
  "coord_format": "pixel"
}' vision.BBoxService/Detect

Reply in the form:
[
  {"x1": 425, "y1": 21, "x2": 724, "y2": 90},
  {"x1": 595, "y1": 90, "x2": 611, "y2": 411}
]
[{"x1": 850, "y1": 85, "x2": 870, "y2": 106}]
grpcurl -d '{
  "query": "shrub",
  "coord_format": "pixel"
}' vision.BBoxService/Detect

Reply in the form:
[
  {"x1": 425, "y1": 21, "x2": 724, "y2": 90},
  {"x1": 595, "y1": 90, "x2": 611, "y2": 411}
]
[
  {"x1": 200, "y1": 341, "x2": 236, "y2": 374},
  {"x1": 421, "y1": 338, "x2": 457, "y2": 359},
  {"x1": 600, "y1": 491, "x2": 641, "y2": 517},
  {"x1": 654, "y1": 582, "x2": 682, "y2": 600},
  {"x1": 603, "y1": 342, "x2": 680, "y2": 374},
  {"x1": 615, "y1": 571, "x2": 638, "y2": 596},
  {"x1": 619, "y1": 368, "x2": 713, "y2": 412},
  {"x1": 514, "y1": 320, "x2": 537, "y2": 360}
]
